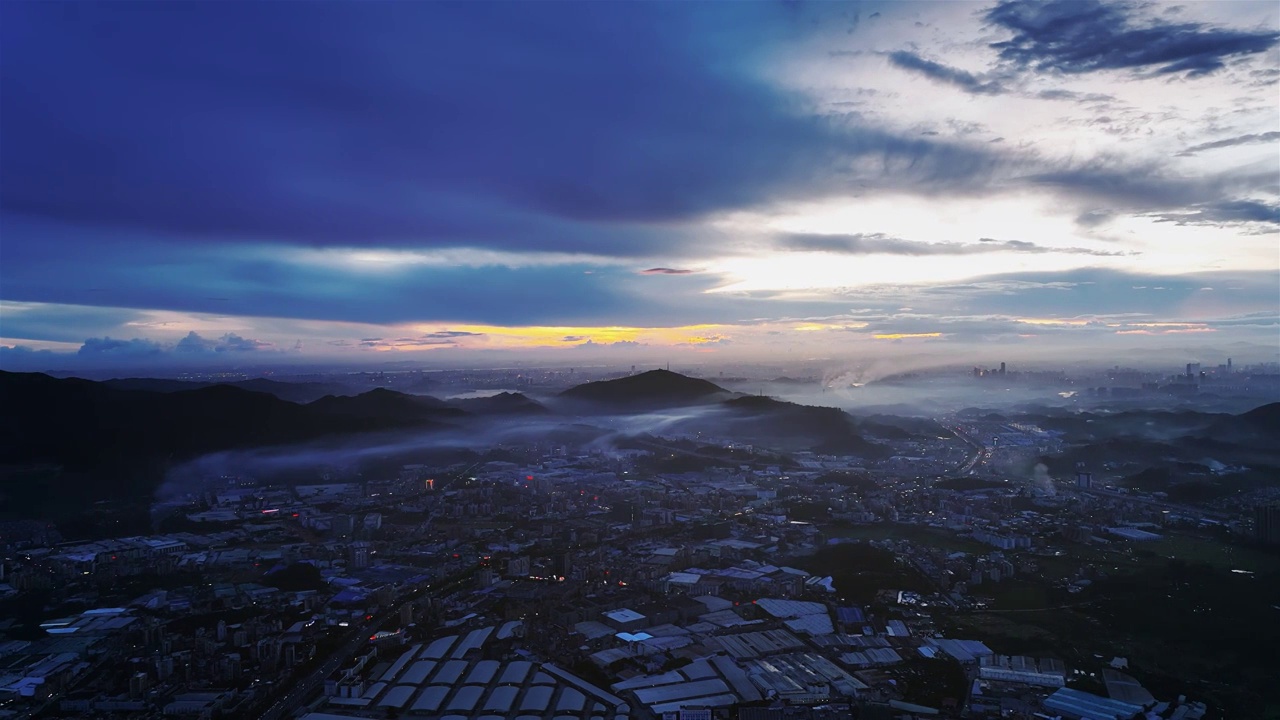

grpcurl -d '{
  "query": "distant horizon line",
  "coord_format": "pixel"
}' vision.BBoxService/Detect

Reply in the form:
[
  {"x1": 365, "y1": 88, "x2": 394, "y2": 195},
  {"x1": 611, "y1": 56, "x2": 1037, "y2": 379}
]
[{"x1": 7, "y1": 357, "x2": 1278, "y2": 382}]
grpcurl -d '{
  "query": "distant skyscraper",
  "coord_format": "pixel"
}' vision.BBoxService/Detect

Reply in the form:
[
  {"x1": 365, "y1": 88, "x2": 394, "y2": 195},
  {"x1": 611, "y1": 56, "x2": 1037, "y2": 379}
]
[
  {"x1": 1000, "y1": 362, "x2": 1006, "y2": 375},
  {"x1": 555, "y1": 552, "x2": 573, "y2": 579},
  {"x1": 350, "y1": 542, "x2": 371, "y2": 568},
  {"x1": 1227, "y1": 358, "x2": 1233, "y2": 373},
  {"x1": 1074, "y1": 462, "x2": 1092, "y2": 489},
  {"x1": 1186, "y1": 362, "x2": 1200, "y2": 378},
  {"x1": 1255, "y1": 505, "x2": 1280, "y2": 545}
]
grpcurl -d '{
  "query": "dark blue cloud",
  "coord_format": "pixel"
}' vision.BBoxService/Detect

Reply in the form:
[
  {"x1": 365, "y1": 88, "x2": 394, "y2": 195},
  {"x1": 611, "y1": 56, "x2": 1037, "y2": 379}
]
[
  {"x1": 0, "y1": 303, "x2": 148, "y2": 343},
  {"x1": 0, "y1": 345, "x2": 57, "y2": 370},
  {"x1": 1151, "y1": 200, "x2": 1280, "y2": 227},
  {"x1": 1024, "y1": 162, "x2": 1280, "y2": 222},
  {"x1": 640, "y1": 268, "x2": 697, "y2": 275},
  {"x1": 0, "y1": 1, "x2": 990, "y2": 256},
  {"x1": 173, "y1": 331, "x2": 272, "y2": 353},
  {"x1": 174, "y1": 331, "x2": 214, "y2": 353},
  {"x1": 1178, "y1": 131, "x2": 1280, "y2": 156},
  {"x1": 986, "y1": 0, "x2": 1279, "y2": 77},
  {"x1": 0, "y1": 222, "x2": 853, "y2": 328},
  {"x1": 924, "y1": 267, "x2": 1279, "y2": 318},
  {"x1": 886, "y1": 51, "x2": 1004, "y2": 94},
  {"x1": 1024, "y1": 151, "x2": 1274, "y2": 229},
  {"x1": 77, "y1": 336, "x2": 164, "y2": 358},
  {"x1": 216, "y1": 333, "x2": 271, "y2": 352}
]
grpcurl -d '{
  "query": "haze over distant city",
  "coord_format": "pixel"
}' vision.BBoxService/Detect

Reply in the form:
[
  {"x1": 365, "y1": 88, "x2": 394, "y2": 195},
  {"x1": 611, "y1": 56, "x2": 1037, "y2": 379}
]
[{"x1": 1, "y1": 1, "x2": 1278, "y2": 370}]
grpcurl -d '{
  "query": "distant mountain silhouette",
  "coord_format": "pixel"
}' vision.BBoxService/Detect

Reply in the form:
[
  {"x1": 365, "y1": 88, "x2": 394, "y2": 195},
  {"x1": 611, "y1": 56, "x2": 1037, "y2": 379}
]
[
  {"x1": 452, "y1": 392, "x2": 548, "y2": 415},
  {"x1": 1028, "y1": 408, "x2": 1227, "y2": 444},
  {"x1": 722, "y1": 394, "x2": 815, "y2": 413},
  {"x1": 98, "y1": 377, "x2": 209, "y2": 393},
  {"x1": 308, "y1": 387, "x2": 463, "y2": 421},
  {"x1": 310, "y1": 388, "x2": 546, "y2": 417},
  {"x1": 720, "y1": 395, "x2": 847, "y2": 437},
  {"x1": 559, "y1": 369, "x2": 731, "y2": 408},
  {"x1": 1037, "y1": 402, "x2": 1280, "y2": 505},
  {"x1": 1238, "y1": 402, "x2": 1280, "y2": 432},
  {"x1": 0, "y1": 372, "x2": 458, "y2": 525},
  {"x1": 853, "y1": 420, "x2": 913, "y2": 441},
  {"x1": 234, "y1": 378, "x2": 355, "y2": 403},
  {"x1": 1202, "y1": 401, "x2": 1280, "y2": 447},
  {"x1": 556, "y1": 373, "x2": 888, "y2": 456},
  {"x1": 100, "y1": 376, "x2": 355, "y2": 403},
  {"x1": 720, "y1": 396, "x2": 889, "y2": 457}
]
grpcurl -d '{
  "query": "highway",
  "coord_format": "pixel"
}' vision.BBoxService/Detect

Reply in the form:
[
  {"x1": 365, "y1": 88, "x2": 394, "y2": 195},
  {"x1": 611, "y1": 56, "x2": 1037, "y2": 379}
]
[
  {"x1": 257, "y1": 567, "x2": 477, "y2": 720},
  {"x1": 259, "y1": 618, "x2": 373, "y2": 720},
  {"x1": 942, "y1": 422, "x2": 988, "y2": 475}
]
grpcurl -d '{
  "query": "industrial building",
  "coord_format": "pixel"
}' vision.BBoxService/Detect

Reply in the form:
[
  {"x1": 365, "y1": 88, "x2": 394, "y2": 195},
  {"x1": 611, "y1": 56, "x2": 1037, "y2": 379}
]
[
  {"x1": 978, "y1": 655, "x2": 1066, "y2": 687},
  {"x1": 312, "y1": 627, "x2": 630, "y2": 720},
  {"x1": 1043, "y1": 687, "x2": 1144, "y2": 719}
]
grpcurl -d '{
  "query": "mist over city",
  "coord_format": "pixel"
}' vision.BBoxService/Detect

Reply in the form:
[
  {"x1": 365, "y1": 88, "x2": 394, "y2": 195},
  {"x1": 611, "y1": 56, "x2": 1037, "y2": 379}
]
[{"x1": 1, "y1": 2, "x2": 1278, "y2": 720}]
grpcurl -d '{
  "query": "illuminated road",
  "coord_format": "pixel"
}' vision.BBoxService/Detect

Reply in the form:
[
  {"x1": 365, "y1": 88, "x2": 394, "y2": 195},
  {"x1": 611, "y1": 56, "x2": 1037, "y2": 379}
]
[
  {"x1": 257, "y1": 568, "x2": 476, "y2": 720},
  {"x1": 942, "y1": 421, "x2": 987, "y2": 475},
  {"x1": 1081, "y1": 487, "x2": 1234, "y2": 521},
  {"x1": 259, "y1": 620, "x2": 373, "y2": 720}
]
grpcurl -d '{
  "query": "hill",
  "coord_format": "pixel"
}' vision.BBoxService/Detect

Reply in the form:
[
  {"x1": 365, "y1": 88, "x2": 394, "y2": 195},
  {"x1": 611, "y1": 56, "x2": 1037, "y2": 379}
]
[
  {"x1": 857, "y1": 414, "x2": 943, "y2": 440},
  {"x1": 100, "y1": 376, "x2": 354, "y2": 403},
  {"x1": 722, "y1": 395, "x2": 850, "y2": 431},
  {"x1": 234, "y1": 378, "x2": 355, "y2": 403},
  {"x1": 452, "y1": 392, "x2": 548, "y2": 415},
  {"x1": 0, "y1": 372, "x2": 457, "y2": 526},
  {"x1": 1181, "y1": 401, "x2": 1280, "y2": 459},
  {"x1": 717, "y1": 396, "x2": 889, "y2": 458},
  {"x1": 1027, "y1": 408, "x2": 1225, "y2": 443},
  {"x1": 559, "y1": 369, "x2": 731, "y2": 408},
  {"x1": 1215, "y1": 401, "x2": 1280, "y2": 440},
  {"x1": 1240, "y1": 401, "x2": 1280, "y2": 429},
  {"x1": 308, "y1": 387, "x2": 463, "y2": 422}
]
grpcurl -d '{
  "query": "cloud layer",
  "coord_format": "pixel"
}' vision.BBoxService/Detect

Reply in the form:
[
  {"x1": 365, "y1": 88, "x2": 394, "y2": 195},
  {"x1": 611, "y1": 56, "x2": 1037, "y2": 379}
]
[{"x1": 1, "y1": 1, "x2": 1276, "y2": 369}]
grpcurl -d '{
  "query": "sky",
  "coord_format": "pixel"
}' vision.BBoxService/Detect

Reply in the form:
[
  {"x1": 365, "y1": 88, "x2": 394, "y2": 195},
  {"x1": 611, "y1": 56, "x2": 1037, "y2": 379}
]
[{"x1": 1, "y1": 0, "x2": 1277, "y2": 372}]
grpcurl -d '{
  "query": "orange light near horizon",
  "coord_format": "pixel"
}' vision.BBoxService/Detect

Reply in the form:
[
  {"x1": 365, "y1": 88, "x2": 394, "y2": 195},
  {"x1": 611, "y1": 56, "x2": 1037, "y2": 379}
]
[
  {"x1": 1116, "y1": 327, "x2": 1215, "y2": 335},
  {"x1": 873, "y1": 332, "x2": 943, "y2": 340},
  {"x1": 793, "y1": 322, "x2": 869, "y2": 332},
  {"x1": 1017, "y1": 318, "x2": 1092, "y2": 326},
  {"x1": 408, "y1": 322, "x2": 727, "y2": 349}
]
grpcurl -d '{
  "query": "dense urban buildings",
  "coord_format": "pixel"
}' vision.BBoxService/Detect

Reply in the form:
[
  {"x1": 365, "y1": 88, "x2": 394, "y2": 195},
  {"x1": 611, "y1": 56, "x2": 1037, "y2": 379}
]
[{"x1": 1, "y1": 360, "x2": 1276, "y2": 718}]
